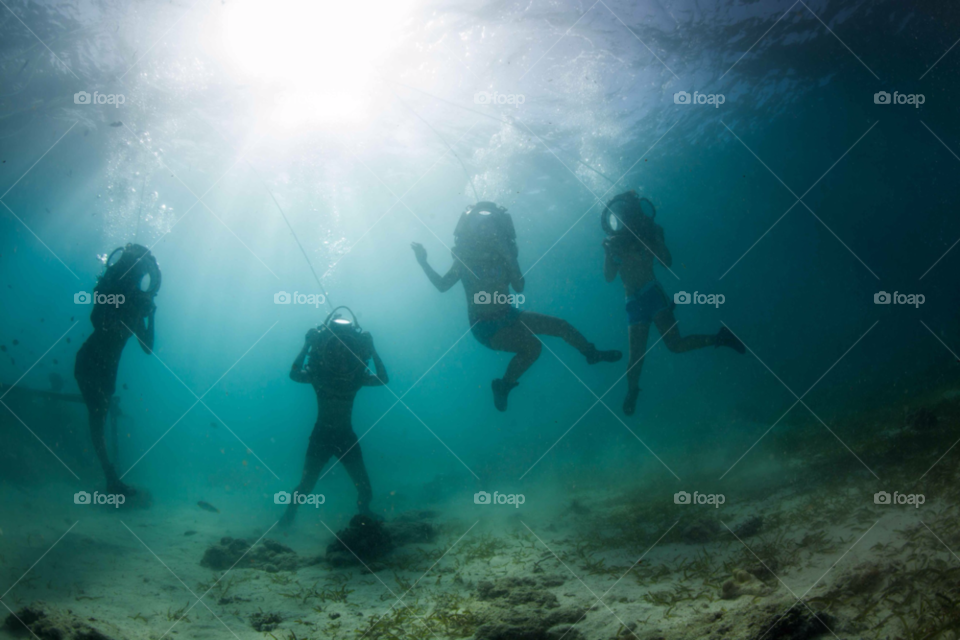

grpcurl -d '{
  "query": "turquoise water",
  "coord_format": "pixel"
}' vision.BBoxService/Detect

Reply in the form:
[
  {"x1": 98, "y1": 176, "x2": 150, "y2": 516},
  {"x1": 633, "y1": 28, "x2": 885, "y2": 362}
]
[{"x1": 1, "y1": 1, "x2": 960, "y2": 639}]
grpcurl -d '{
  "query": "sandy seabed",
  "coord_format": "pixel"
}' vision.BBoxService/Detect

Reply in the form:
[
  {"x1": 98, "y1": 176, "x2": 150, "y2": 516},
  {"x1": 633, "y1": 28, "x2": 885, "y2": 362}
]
[{"x1": 2, "y1": 385, "x2": 959, "y2": 640}]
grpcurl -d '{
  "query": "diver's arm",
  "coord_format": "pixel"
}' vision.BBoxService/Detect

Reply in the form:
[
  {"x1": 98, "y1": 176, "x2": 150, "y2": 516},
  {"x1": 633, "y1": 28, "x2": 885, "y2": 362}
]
[
  {"x1": 413, "y1": 243, "x2": 461, "y2": 292},
  {"x1": 136, "y1": 301, "x2": 155, "y2": 354},
  {"x1": 431, "y1": 263, "x2": 461, "y2": 292},
  {"x1": 289, "y1": 339, "x2": 312, "y2": 383},
  {"x1": 652, "y1": 224, "x2": 672, "y2": 268},
  {"x1": 363, "y1": 351, "x2": 388, "y2": 387},
  {"x1": 603, "y1": 238, "x2": 620, "y2": 282},
  {"x1": 360, "y1": 333, "x2": 388, "y2": 386}
]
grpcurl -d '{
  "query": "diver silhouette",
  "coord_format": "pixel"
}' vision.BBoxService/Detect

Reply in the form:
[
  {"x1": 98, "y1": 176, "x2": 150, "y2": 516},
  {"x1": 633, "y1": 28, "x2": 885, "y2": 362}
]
[
  {"x1": 280, "y1": 308, "x2": 387, "y2": 526},
  {"x1": 600, "y1": 192, "x2": 744, "y2": 416},
  {"x1": 74, "y1": 244, "x2": 160, "y2": 496},
  {"x1": 413, "y1": 202, "x2": 621, "y2": 412}
]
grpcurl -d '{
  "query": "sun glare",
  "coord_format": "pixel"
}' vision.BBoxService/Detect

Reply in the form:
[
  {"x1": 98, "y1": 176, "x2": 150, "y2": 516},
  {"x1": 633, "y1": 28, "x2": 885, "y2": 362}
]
[{"x1": 218, "y1": 0, "x2": 412, "y2": 127}]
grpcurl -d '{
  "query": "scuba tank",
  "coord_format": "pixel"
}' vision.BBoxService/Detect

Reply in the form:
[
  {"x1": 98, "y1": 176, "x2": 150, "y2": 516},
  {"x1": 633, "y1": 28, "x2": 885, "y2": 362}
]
[
  {"x1": 453, "y1": 201, "x2": 518, "y2": 258},
  {"x1": 600, "y1": 191, "x2": 657, "y2": 236},
  {"x1": 306, "y1": 306, "x2": 369, "y2": 381},
  {"x1": 101, "y1": 243, "x2": 162, "y2": 297}
]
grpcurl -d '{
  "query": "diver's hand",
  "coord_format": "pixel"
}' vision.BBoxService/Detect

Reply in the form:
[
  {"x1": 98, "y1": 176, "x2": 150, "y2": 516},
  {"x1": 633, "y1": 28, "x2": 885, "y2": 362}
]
[
  {"x1": 411, "y1": 242, "x2": 427, "y2": 265},
  {"x1": 305, "y1": 328, "x2": 320, "y2": 344},
  {"x1": 136, "y1": 298, "x2": 155, "y2": 314}
]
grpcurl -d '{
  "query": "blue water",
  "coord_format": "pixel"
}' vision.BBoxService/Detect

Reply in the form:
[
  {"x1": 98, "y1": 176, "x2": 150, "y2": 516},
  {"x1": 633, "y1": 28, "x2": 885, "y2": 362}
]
[{"x1": 1, "y1": 0, "x2": 960, "y2": 637}]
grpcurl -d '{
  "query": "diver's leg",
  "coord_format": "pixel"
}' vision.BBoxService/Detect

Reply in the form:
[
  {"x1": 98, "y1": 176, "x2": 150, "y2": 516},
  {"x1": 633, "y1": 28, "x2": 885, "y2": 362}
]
[
  {"x1": 486, "y1": 322, "x2": 541, "y2": 411},
  {"x1": 519, "y1": 311, "x2": 622, "y2": 364},
  {"x1": 88, "y1": 400, "x2": 125, "y2": 491},
  {"x1": 76, "y1": 348, "x2": 131, "y2": 495},
  {"x1": 654, "y1": 308, "x2": 718, "y2": 353},
  {"x1": 488, "y1": 321, "x2": 542, "y2": 384},
  {"x1": 81, "y1": 382, "x2": 130, "y2": 494},
  {"x1": 624, "y1": 322, "x2": 652, "y2": 416},
  {"x1": 281, "y1": 426, "x2": 332, "y2": 526},
  {"x1": 337, "y1": 434, "x2": 374, "y2": 516},
  {"x1": 517, "y1": 311, "x2": 591, "y2": 352},
  {"x1": 108, "y1": 402, "x2": 120, "y2": 468}
]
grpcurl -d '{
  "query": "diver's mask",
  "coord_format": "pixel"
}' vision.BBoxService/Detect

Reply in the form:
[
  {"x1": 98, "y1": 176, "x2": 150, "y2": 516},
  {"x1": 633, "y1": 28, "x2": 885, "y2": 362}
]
[
  {"x1": 308, "y1": 307, "x2": 368, "y2": 377},
  {"x1": 600, "y1": 192, "x2": 656, "y2": 236},
  {"x1": 454, "y1": 201, "x2": 516, "y2": 244},
  {"x1": 104, "y1": 244, "x2": 162, "y2": 296}
]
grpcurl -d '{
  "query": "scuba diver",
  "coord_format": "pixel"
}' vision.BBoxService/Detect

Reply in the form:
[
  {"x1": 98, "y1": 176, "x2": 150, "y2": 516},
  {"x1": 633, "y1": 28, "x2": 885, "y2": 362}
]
[
  {"x1": 412, "y1": 201, "x2": 622, "y2": 412},
  {"x1": 600, "y1": 191, "x2": 745, "y2": 416},
  {"x1": 74, "y1": 243, "x2": 160, "y2": 496},
  {"x1": 280, "y1": 308, "x2": 387, "y2": 525}
]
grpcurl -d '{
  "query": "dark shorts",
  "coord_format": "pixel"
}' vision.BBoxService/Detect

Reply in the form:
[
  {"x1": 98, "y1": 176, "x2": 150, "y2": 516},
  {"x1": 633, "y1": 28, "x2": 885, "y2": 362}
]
[
  {"x1": 626, "y1": 282, "x2": 670, "y2": 326},
  {"x1": 472, "y1": 307, "x2": 522, "y2": 347},
  {"x1": 307, "y1": 424, "x2": 359, "y2": 458}
]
